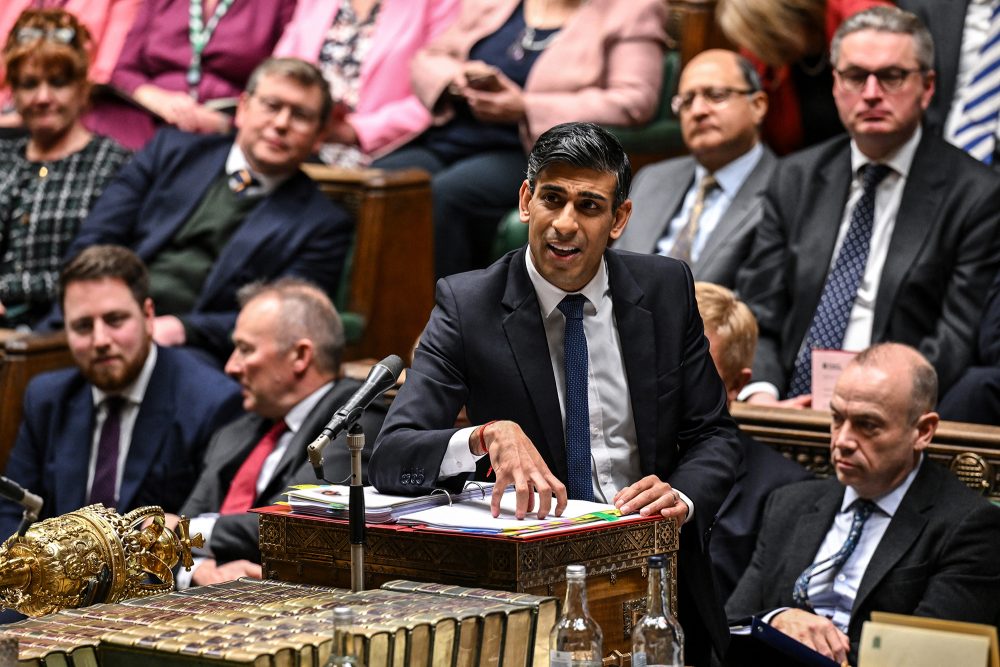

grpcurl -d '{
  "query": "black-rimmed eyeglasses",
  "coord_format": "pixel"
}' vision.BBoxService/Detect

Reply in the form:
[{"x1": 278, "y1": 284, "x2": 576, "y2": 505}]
[{"x1": 834, "y1": 66, "x2": 926, "y2": 92}]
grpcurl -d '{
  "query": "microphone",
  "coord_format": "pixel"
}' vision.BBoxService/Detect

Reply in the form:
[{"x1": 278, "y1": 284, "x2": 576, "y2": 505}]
[
  {"x1": 0, "y1": 475, "x2": 44, "y2": 535},
  {"x1": 307, "y1": 354, "x2": 404, "y2": 478}
]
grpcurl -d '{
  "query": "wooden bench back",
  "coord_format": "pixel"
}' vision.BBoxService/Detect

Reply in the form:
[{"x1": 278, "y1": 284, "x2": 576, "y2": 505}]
[
  {"x1": 0, "y1": 331, "x2": 74, "y2": 471},
  {"x1": 301, "y1": 165, "x2": 434, "y2": 362},
  {"x1": 731, "y1": 403, "x2": 1000, "y2": 502}
]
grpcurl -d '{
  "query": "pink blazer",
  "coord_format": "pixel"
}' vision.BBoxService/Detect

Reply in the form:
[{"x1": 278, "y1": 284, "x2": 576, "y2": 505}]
[
  {"x1": 412, "y1": 0, "x2": 668, "y2": 150},
  {"x1": 273, "y1": 0, "x2": 460, "y2": 156}
]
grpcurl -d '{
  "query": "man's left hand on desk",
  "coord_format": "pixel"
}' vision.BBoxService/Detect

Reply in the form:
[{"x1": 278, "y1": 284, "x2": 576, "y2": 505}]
[{"x1": 614, "y1": 475, "x2": 689, "y2": 521}]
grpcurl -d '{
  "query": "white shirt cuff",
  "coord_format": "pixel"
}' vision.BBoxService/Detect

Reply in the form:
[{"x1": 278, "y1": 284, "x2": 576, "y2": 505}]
[
  {"x1": 438, "y1": 426, "x2": 483, "y2": 478},
  {"x1": 175, "y1": 556, "x2": 207, "y2": 590},
  {"x1": 762, "y1": 607, "x2": 790, "y2": 624},
  {"x1": 188, "y1": 514, "x2": 218, "y2": 557},
  {"x1": 674, "y1": 488, "x2": 694, "y2": 524},
  {"x1": 738, "y1": 381, "x2": 780, "y2": 402}
]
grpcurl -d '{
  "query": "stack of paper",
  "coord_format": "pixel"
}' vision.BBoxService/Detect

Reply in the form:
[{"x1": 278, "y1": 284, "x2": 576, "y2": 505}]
[
  {"x1": 285, "y1": 483, "x2": 492, "y2": 523},
  {"x1": 395, "y1": 490, "x2": 641, "y2": 537}
]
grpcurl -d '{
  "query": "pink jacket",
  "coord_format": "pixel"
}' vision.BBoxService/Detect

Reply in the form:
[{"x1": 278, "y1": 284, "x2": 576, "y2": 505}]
[
  {"x1": 412, "y1": 0, "x2": 668, "y2": 151},
  {"x1": 273, "y1": 0, "x2": 460, "y2": 156}
]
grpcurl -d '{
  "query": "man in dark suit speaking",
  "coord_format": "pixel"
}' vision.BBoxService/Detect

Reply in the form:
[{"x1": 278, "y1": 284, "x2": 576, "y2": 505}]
[
  {"x1": 726, "y1": 343, "x2": 1000, "y2": 665},
  {"x1": 369, "y1": 122, "x2": 742, "y2": 664},
  {"x1": 736, "y1": 6, "x2": 1000, "y2": 406}
]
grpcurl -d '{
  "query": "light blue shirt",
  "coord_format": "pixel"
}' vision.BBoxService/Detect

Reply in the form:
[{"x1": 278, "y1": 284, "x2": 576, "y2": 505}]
[
  {"x1": 806, "y1": 456, "x2": 925, "y2": 632},
  {"x1": 656, "y1": 143, "x2": 764, "y2": 261}
]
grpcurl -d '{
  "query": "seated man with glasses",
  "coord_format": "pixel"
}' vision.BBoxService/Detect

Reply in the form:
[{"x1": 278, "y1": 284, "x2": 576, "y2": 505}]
[
  {"x1": 47, "y1": 57, "x2": 353, "y2": 363},
  {"x1": 735, "y1": 5, "x2": 1000, "y2": 408},
  {"x1": 616, "y1": 49, "x2": 774, "y2": 288}
]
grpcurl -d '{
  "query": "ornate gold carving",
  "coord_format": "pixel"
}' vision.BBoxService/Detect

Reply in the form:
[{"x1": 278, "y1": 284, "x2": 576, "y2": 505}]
[
  {"x1": 622, "y1": 598, "x2": 647, "y2": 640},
  {"x1": 950, "y1": 452, "x2": 992, "y2": 495},
  {"x1": 0, "y1": 505, "x2": 201, "y2": 617}
]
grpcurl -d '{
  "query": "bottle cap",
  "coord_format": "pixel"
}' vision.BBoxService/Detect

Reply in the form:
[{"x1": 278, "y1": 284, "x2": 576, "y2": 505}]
[
  {"x1": 648, "y1": 555, "x2": 665, "y2": 568},
  {"x1": 333, "y1": 606, "x2": 354, "y2": 624},
  {"x1": 566, "y1": 564, "x2": 586, "y2": 578}
]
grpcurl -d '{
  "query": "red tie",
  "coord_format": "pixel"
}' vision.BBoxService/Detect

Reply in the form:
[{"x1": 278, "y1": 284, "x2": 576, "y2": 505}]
[{"x1": 219, "y1": 420, "x2": 287, "y2": 515}]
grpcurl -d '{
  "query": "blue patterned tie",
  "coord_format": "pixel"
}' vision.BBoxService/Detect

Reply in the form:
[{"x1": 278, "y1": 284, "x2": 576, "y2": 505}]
[
  {"x1": 949, "y1": 1, "x2": 1000, "y2": 163},
  {"x1": 558, "y1": 294, "x2": 594, "y2": 501},
  {"x1": 792, "y1": 499, "x2": 878, "y2": 610},
  {"x1": 788, "y1": 163, "x2": 892, "y2": 397}
]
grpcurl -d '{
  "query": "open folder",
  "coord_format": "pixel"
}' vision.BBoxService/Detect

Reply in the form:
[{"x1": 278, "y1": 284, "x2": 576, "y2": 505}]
[
  {"x1": 285, "y1": 483, "x2": 643, "y2": 536},
  {"x1": 726, "y1": 616, "x2": 841, "y2": 667}
]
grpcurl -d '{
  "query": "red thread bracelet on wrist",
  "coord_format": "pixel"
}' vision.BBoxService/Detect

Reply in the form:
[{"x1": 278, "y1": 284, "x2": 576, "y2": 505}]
[{"x1": 478, "y1": 420, "x2": 498, "y2": 456}]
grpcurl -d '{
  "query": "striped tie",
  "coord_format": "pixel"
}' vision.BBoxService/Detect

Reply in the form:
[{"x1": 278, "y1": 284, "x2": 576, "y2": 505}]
[{"x1": 949, "y1": 2, "x2": 1000, "y2": 163}]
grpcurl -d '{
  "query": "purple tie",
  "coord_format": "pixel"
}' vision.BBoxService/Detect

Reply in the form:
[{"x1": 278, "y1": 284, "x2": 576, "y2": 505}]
[{"x1": 89, "y1": 396, "x2": 125, "y2": 508}]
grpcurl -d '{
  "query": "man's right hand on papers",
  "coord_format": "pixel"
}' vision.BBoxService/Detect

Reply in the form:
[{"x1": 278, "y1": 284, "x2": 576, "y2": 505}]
[{"x1": 474, "y1": 420, "x2": 567, "y2": 520}]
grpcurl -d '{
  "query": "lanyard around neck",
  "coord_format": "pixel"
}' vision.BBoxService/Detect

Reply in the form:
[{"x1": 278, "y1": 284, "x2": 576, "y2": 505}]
[{"x1": 187, "y1": 0, "x2": 237, "y2": 96}]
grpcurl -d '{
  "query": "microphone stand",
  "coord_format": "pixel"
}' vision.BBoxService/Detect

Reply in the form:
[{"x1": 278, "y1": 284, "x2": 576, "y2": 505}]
[{"x1": 347, "y1": 423, "x2": 365, "y2": 592}]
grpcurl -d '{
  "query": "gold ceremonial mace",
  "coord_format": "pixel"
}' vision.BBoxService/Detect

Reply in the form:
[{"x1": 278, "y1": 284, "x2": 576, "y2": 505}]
[{"x1": 0, "y1": 504, "x2": 202, "y2": 617}]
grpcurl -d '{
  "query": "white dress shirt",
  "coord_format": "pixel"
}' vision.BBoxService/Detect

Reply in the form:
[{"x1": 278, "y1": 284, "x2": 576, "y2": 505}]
[
  {"x1": 88, "y1": 345, "x2": 159, "y2": 504},
  {"x1": 740, "y1": 128, "x2": 922, "y2": 400},
  {"x1": 656, "y1": 143, "x2": 765, "y2": 261},
  {"x1": 797, "y1": 457, "x2": 924, "y2": 632},
  {"x1": 440, "y1": 251, "x2": 694, "y2": 519}
]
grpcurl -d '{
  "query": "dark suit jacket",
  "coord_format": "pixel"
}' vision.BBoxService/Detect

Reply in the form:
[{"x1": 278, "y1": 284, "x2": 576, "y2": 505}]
[
  {"x1": 615, "y1": 147, "x2": 777, "y2": 288},
  {"x1": 0, "y1": 347, "x2": 244, "y2": 539},
  {"x1": 726, "y1": 462, "x2": 1000, "y2": 662},
  {"x1": 897, "y1": 0, "x2": 968, "y2": 138},
  {"x1": 180, "y1": 379, "x2": 388, "y2": 564},
  {"x1": 60, "y1": 129, "x2": 354, "y2": 358},
  {"x1": 709, "y1": 431, "x2": 813, "y2": 608},
  {"x1": 369, "y1": 247, "x2": 742, "y2": 657},
  {"x1": 736, "y1": 132, "x2": 1000, "y2": 395}
]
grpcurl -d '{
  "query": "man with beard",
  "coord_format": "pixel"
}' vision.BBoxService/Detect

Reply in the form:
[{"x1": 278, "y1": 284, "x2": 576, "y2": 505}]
[{"x1": 0, "y1": 245, "x2": 243, "y2": 540}]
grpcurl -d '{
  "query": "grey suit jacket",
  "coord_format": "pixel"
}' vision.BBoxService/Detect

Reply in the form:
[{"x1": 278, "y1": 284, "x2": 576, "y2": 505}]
[
  {"x1": 615, "y1": 146, "x2": 777, "y2": 288},
  {"x1": 180, "y1": 378, "x2": 387, "y2": 564},
  {"x1": 726, "y1": 461, "x2": 1000, "y2": 663}
]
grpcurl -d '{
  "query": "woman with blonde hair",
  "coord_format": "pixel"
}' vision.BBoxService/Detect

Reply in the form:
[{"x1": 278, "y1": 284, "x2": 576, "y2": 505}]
[
  {"x1": 0, "y1": 9, "x2": 130, "y2": 327},
  {"x1": 717, "y1": 0, "x2": 889, "y2": 154}
]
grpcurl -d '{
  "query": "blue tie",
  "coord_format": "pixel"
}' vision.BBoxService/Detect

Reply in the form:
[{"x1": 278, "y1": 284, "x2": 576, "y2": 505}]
[
  {"x1": 792, "y1": 499, "x2": 878, "y2": 611},
  {"x1": 949, "y1": 2, "x2": 1000, "y2": 163},
  {"x1": 558, "y1": 294, "x2": 594, "y2": 502},
  {"x1": 788, "y1": 163, "x2": 892, "y2": 397}
]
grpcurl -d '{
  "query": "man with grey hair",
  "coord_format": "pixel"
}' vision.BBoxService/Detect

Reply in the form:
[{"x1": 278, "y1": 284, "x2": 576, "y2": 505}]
[
  {"x1": 617, "y1": 50, "x2": 774, "y2": 288},
  {"x1": 737, "y1": 5, "x2": 1000, "y2": 406},
  {"x1": 52, "y1": 57, "x2": 352, "y2": 364},
  {"x1": 172, "y1": 278, "x2": 387, "y2": 587},
  {"x1": 727, "y1": 343, "x2": 1000, "y2": 665}
]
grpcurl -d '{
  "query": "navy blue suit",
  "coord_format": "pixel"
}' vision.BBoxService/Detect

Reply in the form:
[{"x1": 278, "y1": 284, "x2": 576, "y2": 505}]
[
  {"x1": 58, "y1": 129, "x2": 354, "y2": 358},
  {"x1": 709, "y1": 431, "x2": 812, "y2": 608},
  {"x1": 369, "y1": 247, "x2": 743, "y2": 661},
  {"x1": 0, "y1": 346, "x2": 244, "y2": 540},
  {"x1": 939, "y1": 269, "x2": 1000, "y2": 424}
]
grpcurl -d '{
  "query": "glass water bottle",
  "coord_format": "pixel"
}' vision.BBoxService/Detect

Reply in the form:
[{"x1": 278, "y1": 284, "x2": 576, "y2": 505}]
[
  {"x1": 549, "y1": 564, "x2": 603, "y2": 667},
  {"x1": 632, "y1": 555, "x2": 684, "y2": 667}
]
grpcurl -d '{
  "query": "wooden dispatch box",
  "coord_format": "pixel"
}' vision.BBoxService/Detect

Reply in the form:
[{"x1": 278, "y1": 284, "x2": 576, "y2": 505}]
[{"x1": 257, "y1": 506, "x2": 678, "y2": 656}]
